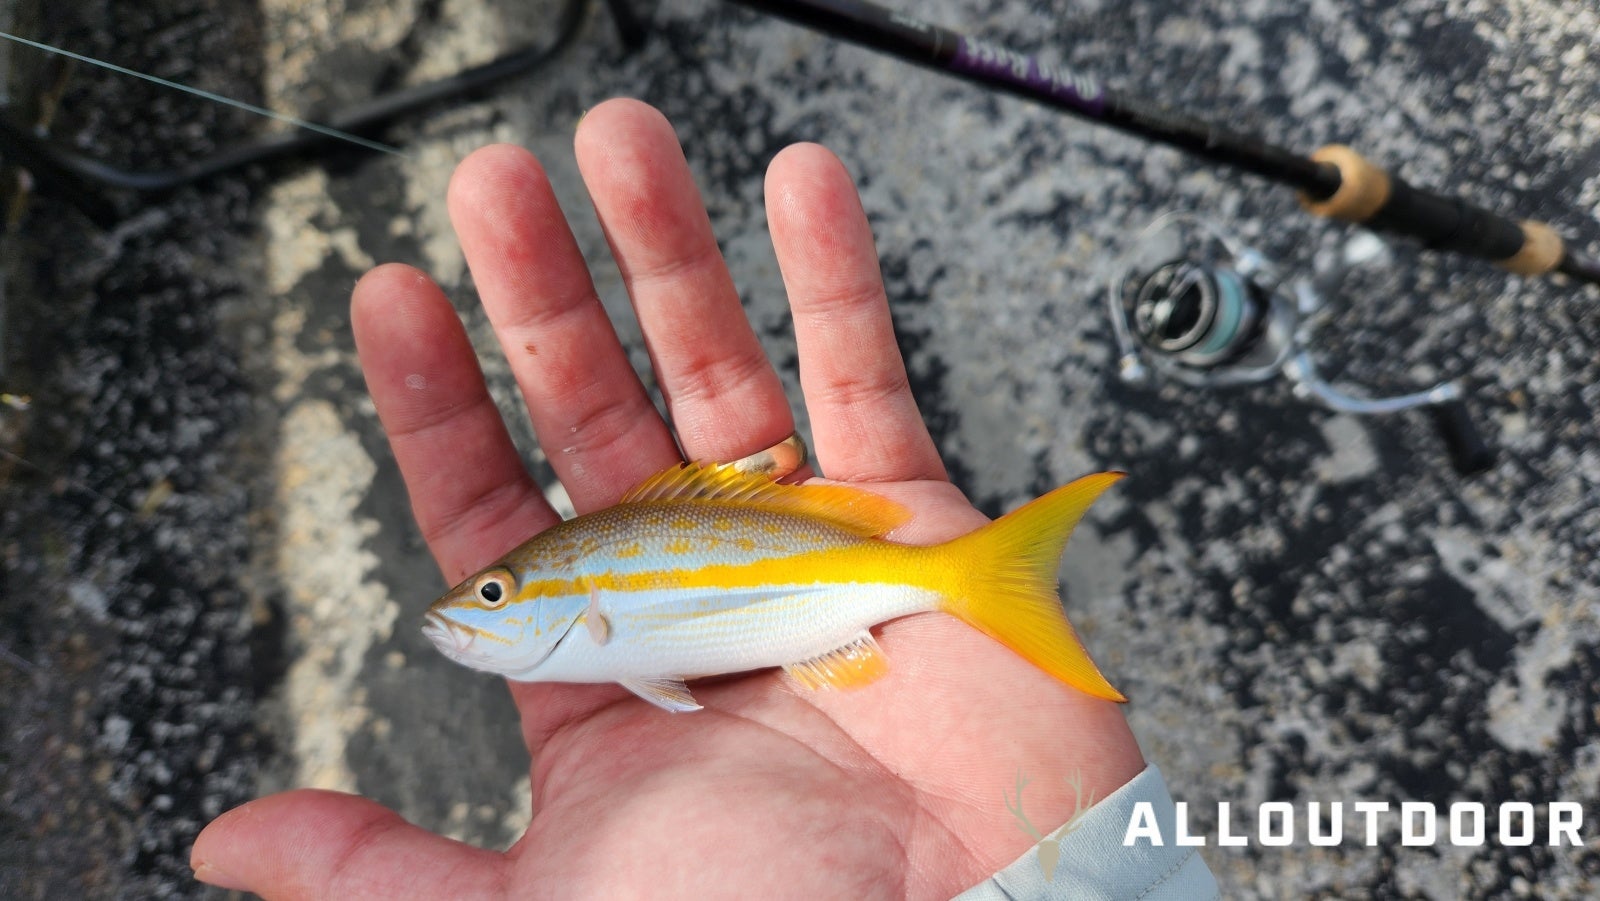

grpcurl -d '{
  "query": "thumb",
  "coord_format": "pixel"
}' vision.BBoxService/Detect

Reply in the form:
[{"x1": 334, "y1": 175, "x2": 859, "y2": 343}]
[{"x1": 192, "y1": 789, "x2": 509, "y2": 900}]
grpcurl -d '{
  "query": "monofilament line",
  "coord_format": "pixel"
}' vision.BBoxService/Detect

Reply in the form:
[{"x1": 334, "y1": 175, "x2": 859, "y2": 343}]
[{"x1": 0, "y1": 30, "x2": 407, "y2": 158}]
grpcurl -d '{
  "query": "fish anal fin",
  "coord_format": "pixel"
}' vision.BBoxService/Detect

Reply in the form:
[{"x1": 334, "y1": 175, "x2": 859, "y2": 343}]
[
  {"x1": 785, "y1": 632, "x2": 890, "y2": 691},
  {"x1": 621, "y1": 462, "x2": 910, "y2": 537},
  {"x1": 618, "y1": 676, "x2": 702, "y2": 713}
]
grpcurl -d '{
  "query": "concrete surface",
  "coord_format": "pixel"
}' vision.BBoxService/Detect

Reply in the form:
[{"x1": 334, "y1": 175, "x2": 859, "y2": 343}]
[{"x1": 3, "y1": 0, "x2": 1600, "y2": 897}]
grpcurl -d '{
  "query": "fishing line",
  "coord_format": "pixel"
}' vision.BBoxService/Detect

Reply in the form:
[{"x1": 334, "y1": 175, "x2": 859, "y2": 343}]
[
  {"x1": 0, "y1": 30, "x2": 406, "y2": 159},
  {"x1": 0, "y1": 640, "x2": 43, "y2": 680},
  {"x1": 0, "y1": 0, "x2": 597, "y2": 202},
  {"x1": 0, "y1": 444, "x2": 140, "y2": 517}
]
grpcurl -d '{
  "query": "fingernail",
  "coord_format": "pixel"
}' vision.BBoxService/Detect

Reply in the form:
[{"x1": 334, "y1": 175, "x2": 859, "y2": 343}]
[{"x1": 193, "y1": 861, "x2": 251, "y2": 892}]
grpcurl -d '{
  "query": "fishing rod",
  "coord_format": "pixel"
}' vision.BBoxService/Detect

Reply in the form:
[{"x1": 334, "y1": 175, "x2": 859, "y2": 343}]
[
  {"x1": 728, "y1": 0, "x2": 1600, "y2": 288},
  {"x1": 9, "y1": 0, "x2": 1596, "y2": 290}
]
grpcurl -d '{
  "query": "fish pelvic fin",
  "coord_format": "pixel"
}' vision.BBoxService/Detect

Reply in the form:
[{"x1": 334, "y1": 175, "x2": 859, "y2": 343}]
[
  {"x1": 618, "y1": 676, "x2": 702, "y2": 713},
  {"x1": 937, "y1": 472, "x2": 1128, "y2": 703}
]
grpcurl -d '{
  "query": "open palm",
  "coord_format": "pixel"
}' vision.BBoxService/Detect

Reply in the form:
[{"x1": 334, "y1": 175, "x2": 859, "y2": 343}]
[{"x1": 192, "y1": 99, "x2": 1143, "y2": 900}]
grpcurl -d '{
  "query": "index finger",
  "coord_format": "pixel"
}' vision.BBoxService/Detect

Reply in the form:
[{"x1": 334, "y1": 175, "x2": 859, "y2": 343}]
[{"x1": 353, "y1": 263, "x2": 558, "y2": 582}]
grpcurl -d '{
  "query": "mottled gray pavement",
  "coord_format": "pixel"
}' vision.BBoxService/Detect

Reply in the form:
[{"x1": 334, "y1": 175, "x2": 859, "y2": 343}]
[{"x1": 3, "y1": 0, "x2": 1600, "y2": 897}]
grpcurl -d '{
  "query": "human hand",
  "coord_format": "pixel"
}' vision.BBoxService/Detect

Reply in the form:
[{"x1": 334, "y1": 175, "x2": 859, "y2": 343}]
[{"x1": 192, "y1": 98, "x2": 1143, "y2": 899}]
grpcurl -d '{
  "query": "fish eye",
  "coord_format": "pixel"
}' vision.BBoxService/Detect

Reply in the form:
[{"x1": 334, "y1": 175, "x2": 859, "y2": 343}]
[{"x1": 472, "y1": 569, "x2": 514, "y2": 609}]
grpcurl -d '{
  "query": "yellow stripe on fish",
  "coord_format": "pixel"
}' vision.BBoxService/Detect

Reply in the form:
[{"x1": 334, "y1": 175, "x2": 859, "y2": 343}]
[{"x1": 422, "y1": 462, "x2": 1126, "y2": 712}]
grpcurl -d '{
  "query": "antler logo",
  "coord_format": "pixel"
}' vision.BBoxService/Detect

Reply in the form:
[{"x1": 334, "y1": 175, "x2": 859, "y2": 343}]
[{"x1": 1004, "y1": 769, "x2": 1096, "y2": 880}]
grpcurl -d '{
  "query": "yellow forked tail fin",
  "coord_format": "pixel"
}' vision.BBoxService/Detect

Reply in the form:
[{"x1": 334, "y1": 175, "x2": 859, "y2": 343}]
[{"x1": 938, "y1": 472, "x2": 1127, "y2": 703}]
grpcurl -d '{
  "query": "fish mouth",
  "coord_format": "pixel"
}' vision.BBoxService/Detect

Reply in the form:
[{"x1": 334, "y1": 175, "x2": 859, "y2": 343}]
[{"x1": 422, "y1": 611, "x2": 476, "y2": 655}]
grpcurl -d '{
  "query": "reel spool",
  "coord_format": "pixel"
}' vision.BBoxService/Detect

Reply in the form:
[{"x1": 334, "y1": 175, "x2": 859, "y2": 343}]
[
  {"x1": 1107, "y1": 212, "x2": 1493, "y2": 475},
  {"x1": 1130, "y1": 258, "x2": 1270, "y2": 371}
]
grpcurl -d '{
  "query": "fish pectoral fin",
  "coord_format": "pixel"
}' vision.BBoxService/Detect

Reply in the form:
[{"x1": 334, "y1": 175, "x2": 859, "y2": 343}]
[
  {"x1": 584, "y1": 611, "x2": 611, "y2": 645},
  {"x1": 618, "y1": 676, "x2": 703, "y2": 713},
  {"x1": 785, "y1": 631, "x2": 889, "y2": 691},
  {"x1": 584, "y1": 578, "x2": 611, "y2": 646}
]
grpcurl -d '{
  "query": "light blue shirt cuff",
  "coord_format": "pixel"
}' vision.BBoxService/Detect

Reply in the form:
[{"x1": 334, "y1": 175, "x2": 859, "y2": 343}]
[{"x1": 954, "y1": 764, "x2": 1218, "y2": 900}]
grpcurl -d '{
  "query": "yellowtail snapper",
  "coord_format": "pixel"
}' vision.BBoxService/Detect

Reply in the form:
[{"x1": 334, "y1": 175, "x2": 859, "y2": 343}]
[{"x1": 423, "y1": 463, "x2": 1126, "y2": 712}]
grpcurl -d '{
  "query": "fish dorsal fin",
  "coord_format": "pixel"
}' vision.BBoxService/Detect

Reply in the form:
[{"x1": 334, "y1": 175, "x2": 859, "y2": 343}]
[
  {"x1": 785, "y1": 632, "x2": 890, "y2": 691},
  {"x1": 621, "y1": 463, "x2": 911, "y2": 538}
]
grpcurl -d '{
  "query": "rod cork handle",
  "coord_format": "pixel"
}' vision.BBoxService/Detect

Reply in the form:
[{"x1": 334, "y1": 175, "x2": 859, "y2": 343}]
[
  {"x1": 1501, "y1": 220, "x2": 1564, "y2": 276},
  {"x1": 1299, "y1": 144, "x2": 1571, "y2": 277},
  {"x1": 1299, "y1": 145, "x2": 1391, "y2": 222}
]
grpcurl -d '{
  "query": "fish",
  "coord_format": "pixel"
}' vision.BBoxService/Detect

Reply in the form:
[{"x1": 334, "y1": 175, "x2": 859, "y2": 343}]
[{"x1": 422, "y1": 462, "x2": 1127, "y2": 712}]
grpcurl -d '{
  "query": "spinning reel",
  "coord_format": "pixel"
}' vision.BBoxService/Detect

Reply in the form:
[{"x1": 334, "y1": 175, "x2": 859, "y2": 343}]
[{"x1": 1107, "y1": 213, "x2": 1494, "y2": 474}]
